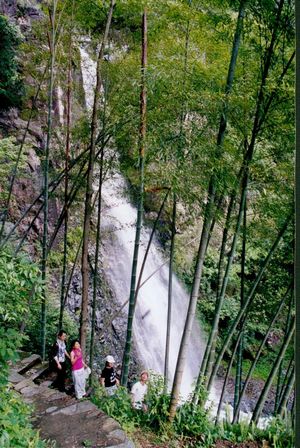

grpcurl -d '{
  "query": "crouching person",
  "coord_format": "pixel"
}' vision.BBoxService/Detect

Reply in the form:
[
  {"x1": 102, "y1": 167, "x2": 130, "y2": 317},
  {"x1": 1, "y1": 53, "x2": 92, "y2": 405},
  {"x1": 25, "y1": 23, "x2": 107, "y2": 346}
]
[{"x1": 131, "y1": 370, "x2": 149, "y2": 411}]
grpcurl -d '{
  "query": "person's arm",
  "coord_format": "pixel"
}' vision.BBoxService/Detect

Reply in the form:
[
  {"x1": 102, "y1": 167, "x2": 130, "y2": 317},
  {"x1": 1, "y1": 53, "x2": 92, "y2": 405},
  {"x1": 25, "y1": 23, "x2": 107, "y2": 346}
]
[
  {"x1": 115, "y1": 378, "x2": 120, "y2": 386},
  {"x1": 65, "y1": 350, "x2": 70, "y2": 360},
  {"x1": 53, "y1": 344, "x2": 62, "y2": 370},
  {"x1": 100, "y1": 377, "x2": 105, "y2": 387},
  {"x1": 70, "y1": 350, "x2": 77, "y2": 366},
  {"x1": 130, "y1": 383, "x2": 137, "y2": 404}
]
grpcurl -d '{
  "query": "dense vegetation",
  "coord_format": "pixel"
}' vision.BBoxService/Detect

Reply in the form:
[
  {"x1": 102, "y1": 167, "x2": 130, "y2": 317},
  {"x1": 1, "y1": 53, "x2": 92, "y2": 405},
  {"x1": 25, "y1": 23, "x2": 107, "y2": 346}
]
[{"x1": 0, "y1": 0, "x2": 294, "y2": 446}]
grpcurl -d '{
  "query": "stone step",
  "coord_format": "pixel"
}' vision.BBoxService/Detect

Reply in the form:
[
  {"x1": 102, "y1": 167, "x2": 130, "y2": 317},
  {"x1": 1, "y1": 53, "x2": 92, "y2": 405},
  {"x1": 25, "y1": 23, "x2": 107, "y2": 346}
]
[
  {"x1": 8, "y1": 370, "x2": 25, "y2": 384},
  {"x1": 15, "y1": 354, "x2": 42, "y2": 374},
  {"x1": 14, "y1": 378, "x2": 36, "y2": 392},
  {"x1": 23, "y1": 362, "x2": 49, "y2": 382}
]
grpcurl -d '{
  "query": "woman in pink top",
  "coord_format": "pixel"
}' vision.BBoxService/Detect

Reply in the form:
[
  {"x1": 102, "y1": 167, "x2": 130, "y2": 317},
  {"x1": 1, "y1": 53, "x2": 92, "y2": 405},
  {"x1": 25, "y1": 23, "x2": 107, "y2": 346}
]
[{"x1": 70, "y1": 340, "x2": 88, "y2": 399}]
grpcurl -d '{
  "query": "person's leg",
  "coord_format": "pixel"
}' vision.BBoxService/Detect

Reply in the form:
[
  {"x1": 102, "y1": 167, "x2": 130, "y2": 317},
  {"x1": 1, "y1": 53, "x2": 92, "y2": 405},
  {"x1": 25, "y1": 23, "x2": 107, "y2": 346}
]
[
  {"x1": 73, "y1": 370, "x2": 80, "y2": 399},
  {"x1": 76, "y1": 368, "x2": 86, "y2": 399},
  {"x1": 57, "y1": 361, "x2": 66, "y2": 392}
]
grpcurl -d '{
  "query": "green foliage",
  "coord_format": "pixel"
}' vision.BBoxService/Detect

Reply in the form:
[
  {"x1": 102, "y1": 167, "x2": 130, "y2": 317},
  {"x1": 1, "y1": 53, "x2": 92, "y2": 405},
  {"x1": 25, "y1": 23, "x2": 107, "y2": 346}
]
[
  {"x1": 174, "y1": 402, "x2": 211, "y2": 438},
  {"x1": 0, "y1": 249, "x2": 43, "y2": 330},
  {"x1": 0, "y1": 14, "x2": 23, "y2": 109},
  {"x1": 0, "y1": 250, "x2": 46, "y2": 447},
  {"x1": 92, "y1": 385, "x2": 137, "y2": 433},
  {"x1": 0, "y1": 137, "x2": 27, "y2": 201},
  {"x1": 209, "y1": 415, "x2": 294, "y2": 448},
  {"x1": 0, "y1": 388, "x2": 45, "y2": 448}
]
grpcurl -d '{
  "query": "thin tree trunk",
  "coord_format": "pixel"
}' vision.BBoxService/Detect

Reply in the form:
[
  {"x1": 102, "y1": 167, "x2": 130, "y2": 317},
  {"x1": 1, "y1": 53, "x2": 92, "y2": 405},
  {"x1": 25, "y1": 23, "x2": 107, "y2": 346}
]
[
  {"x1": 204, "y1": 0, "x2": 289, "y2": 383},
  {"x1": 132, "y1": 187, "x2": 170, "y2": 317},
  {"x1": 234, "y1": 185, "x2": 247, "y2": 418},
  {"x1": 251, "y1": 318, "x2": 295, "y2": 424},
  {"x1": 215, "y1": 332, "x2": 242, "y2": 424},
  {"x1": 121, "y1": 10, "x2": 148, "y2": 386},
  {"x1": 207, "y1": 212, "x2": 292, "y2": 393},
  {"x1": 89, "y1": 71, "x2": 108, "y2": 377},
  {"x1": 193, "y1": 172, "x2": 248, "y2": 405},
  {"x1": 169, "y1": 195, "x2": 213, "y2": 420},
  {"x1": 274, "y1": 290, "x2": 293, "y2": 413},
  {"x1": 80, "y1": 0, "x2": 115, "y2": 357},
  {"x1": 178, "y1": 0, "x2": 247, "y2": 412},
  {"x1": 232, "y1": 283, "x2": 292, "y2": 423},
  {"x1": 95, "y1": 187, "x2": 169, "y2": 349},
  {"x1": 164, "y1": 193, "x2": 176, "y2": 392},
  {"x1": 41, "y1": 1, "x2": 58, "y2": 360},
  {"x1": 19, "y1": 286, "x2": 35, "y2": 333},
  {"x1": 59, "y1": 5, "x2": 73, "y2": 329},
  {"x1": 278, "y1": 366, "x2": 295, "y2": 417}
]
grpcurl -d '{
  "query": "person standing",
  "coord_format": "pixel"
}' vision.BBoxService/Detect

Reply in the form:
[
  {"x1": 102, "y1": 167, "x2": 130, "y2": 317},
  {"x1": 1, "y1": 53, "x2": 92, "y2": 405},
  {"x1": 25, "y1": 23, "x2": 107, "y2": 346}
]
[
  {"x1": 51, "y1": 329, "x2": 70, "y2": 392},
  {"x1": 130, "y1": 371, "x2": 149, "y2": 411},
  {"x1": 100, "y1": 355, "x2": 119, "y2": 396},
  {"x1": 70, "y1": 339, "x2": 88, "y2": 399}
]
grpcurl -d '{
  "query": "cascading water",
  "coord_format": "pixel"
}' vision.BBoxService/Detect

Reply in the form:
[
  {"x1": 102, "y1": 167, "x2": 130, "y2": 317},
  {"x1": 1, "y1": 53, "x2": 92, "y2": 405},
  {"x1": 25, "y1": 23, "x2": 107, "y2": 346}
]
[{"x1": 100, "y1": 172, "x2": 208, "y2": 400}]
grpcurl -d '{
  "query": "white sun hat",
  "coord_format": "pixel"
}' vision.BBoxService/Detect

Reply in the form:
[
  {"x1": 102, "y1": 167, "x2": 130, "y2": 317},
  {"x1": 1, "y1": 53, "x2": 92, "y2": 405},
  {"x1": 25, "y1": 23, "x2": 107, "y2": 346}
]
[{"x1": 105, "y1": 355, "x2": 115, "y2": 363}]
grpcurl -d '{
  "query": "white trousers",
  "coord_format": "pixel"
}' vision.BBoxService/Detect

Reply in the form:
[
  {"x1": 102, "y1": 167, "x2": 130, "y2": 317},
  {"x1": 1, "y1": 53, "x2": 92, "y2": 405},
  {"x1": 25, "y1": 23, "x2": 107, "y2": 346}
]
[{"x1": 72, "y1": 367, "x2": 86, "y2": 399}]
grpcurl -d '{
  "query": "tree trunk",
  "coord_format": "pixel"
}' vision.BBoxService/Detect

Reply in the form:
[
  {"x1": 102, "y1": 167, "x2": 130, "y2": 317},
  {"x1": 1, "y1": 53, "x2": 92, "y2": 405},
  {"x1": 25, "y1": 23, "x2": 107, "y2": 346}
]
[
  {"x1": 80, "y1": 0, "x2": 115, "y2": 357},
  {"x1": 193, "y1": 171, "x2": 248, "y2": 405},
  {"x1": 90, "y1": 74, "x2": 108, "y2": 377},
  {"x1": 232, "y1": 283, "x2": 292, "y2": 423},
  {"x1": 121, "y1": 10, "x2": 147, "y2": 386},
  {"x1": 274, "y1": 292, "x2": 293, "y2": 413},
  {"x1": 233, "y1": 183, "x2": 247, "y2": 418},
  {"x1": 59, "y1": 12, "x2": 73, "y2": 329},
  {"x1": 251, "y1": 318, "x2": 295, "y2": 424},
  {"x1": 278, "y1": 366, "x2": 295, "y2": 418},
  {"x1": 215, "y1": 332, "x2": 242, "y2": 424},
  {"x1": 169, "y1": 195, "x2": 213, "y2": 420},
  {"x1": 41, "y1": 1, "x2": 58, "y2": 360},
  {"x1": 207, "y1": 212, "x2": 292, "y2": 393},
  {"x1": 164, "y1": 193, "x2": 176, "y2": 392}
]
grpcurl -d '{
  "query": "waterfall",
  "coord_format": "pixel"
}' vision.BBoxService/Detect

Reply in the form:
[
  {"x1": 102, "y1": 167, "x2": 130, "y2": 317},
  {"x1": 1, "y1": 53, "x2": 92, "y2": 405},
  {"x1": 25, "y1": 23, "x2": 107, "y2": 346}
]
[{"x1": 101, "y1": 172, "x2": 207, "y2": 400}]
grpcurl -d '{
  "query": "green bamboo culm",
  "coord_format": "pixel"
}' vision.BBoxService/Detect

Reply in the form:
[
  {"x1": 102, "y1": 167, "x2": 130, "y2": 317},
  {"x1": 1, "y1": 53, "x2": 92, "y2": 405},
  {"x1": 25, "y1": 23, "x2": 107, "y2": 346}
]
[
  {"x1": 164, "y1": 193, "x2": 176, "y2": 393},
  {"x1": 274, "y1": 290, "x2": 293, "y2": 413},
  {"x1": 121, "y1": 9, "x2": 147, "y2": 387},
  {"x1": 278, "y1": 366, "x2": 295, "y2": 417},
  {"x1": 192, "y1": 0, "x2": 247, "y2": 405},
  {"x1": 80, "y1": 0, "x2": 115, "y2": 357},
  {"x1": 89, "y1": 73, "x2": 108, "y2": 381},
  {"x1": 206, "y1": 211, "x2": 293, "y2": 394},
  {"x1": 251, "y1": 317, "x2": 295, "y2": 424},
  {"x1": 41, "y1": 0, "x2": 58, "y2": 360},
  {"x1": 232, "y1": 283, "x2": 292, "y2": 423},
  {"x1": 59, "y1": 0, "x2": 74, "y2": 330},
  {"x1": 234, "y1": 179, "x2": 247, "y2": 418}
]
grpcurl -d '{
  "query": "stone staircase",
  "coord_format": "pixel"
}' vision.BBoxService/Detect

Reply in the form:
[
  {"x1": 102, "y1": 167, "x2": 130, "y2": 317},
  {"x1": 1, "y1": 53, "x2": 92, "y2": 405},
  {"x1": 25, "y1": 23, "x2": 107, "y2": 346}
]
[{"x1": 9, "y1": 354, "x2": 135, "y2": 448}]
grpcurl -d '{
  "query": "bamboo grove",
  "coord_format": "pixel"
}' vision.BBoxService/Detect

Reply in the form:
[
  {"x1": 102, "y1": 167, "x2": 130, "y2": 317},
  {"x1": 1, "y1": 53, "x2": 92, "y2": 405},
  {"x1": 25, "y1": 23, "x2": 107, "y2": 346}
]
[{"x1": 0, "y1": 0, "x2": 294, "y2": 430}]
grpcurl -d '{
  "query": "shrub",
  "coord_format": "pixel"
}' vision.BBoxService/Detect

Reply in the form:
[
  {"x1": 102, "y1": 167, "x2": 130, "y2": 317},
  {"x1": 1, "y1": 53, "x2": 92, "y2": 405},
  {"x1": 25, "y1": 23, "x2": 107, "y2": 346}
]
[
  {"x1": 0, "y1": 250, "x2": 46, "y2": 447},
  {"x1": 0, "y1": 14, "x2": 24, "y2": 109}
]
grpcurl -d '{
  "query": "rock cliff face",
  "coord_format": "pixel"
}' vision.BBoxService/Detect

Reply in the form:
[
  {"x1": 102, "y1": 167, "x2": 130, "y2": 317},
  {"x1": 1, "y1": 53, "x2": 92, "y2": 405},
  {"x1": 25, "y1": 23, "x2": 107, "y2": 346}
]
[{"x1": 0, "y1": 0, "x2": 141, "y2": 381}]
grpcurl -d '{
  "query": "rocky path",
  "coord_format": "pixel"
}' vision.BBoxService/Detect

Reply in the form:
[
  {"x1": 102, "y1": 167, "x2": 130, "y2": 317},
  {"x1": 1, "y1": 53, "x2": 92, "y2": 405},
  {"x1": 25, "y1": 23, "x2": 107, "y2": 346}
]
[{"x1": 9, "y1": 354, "x2": 134, "y2": 448}]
